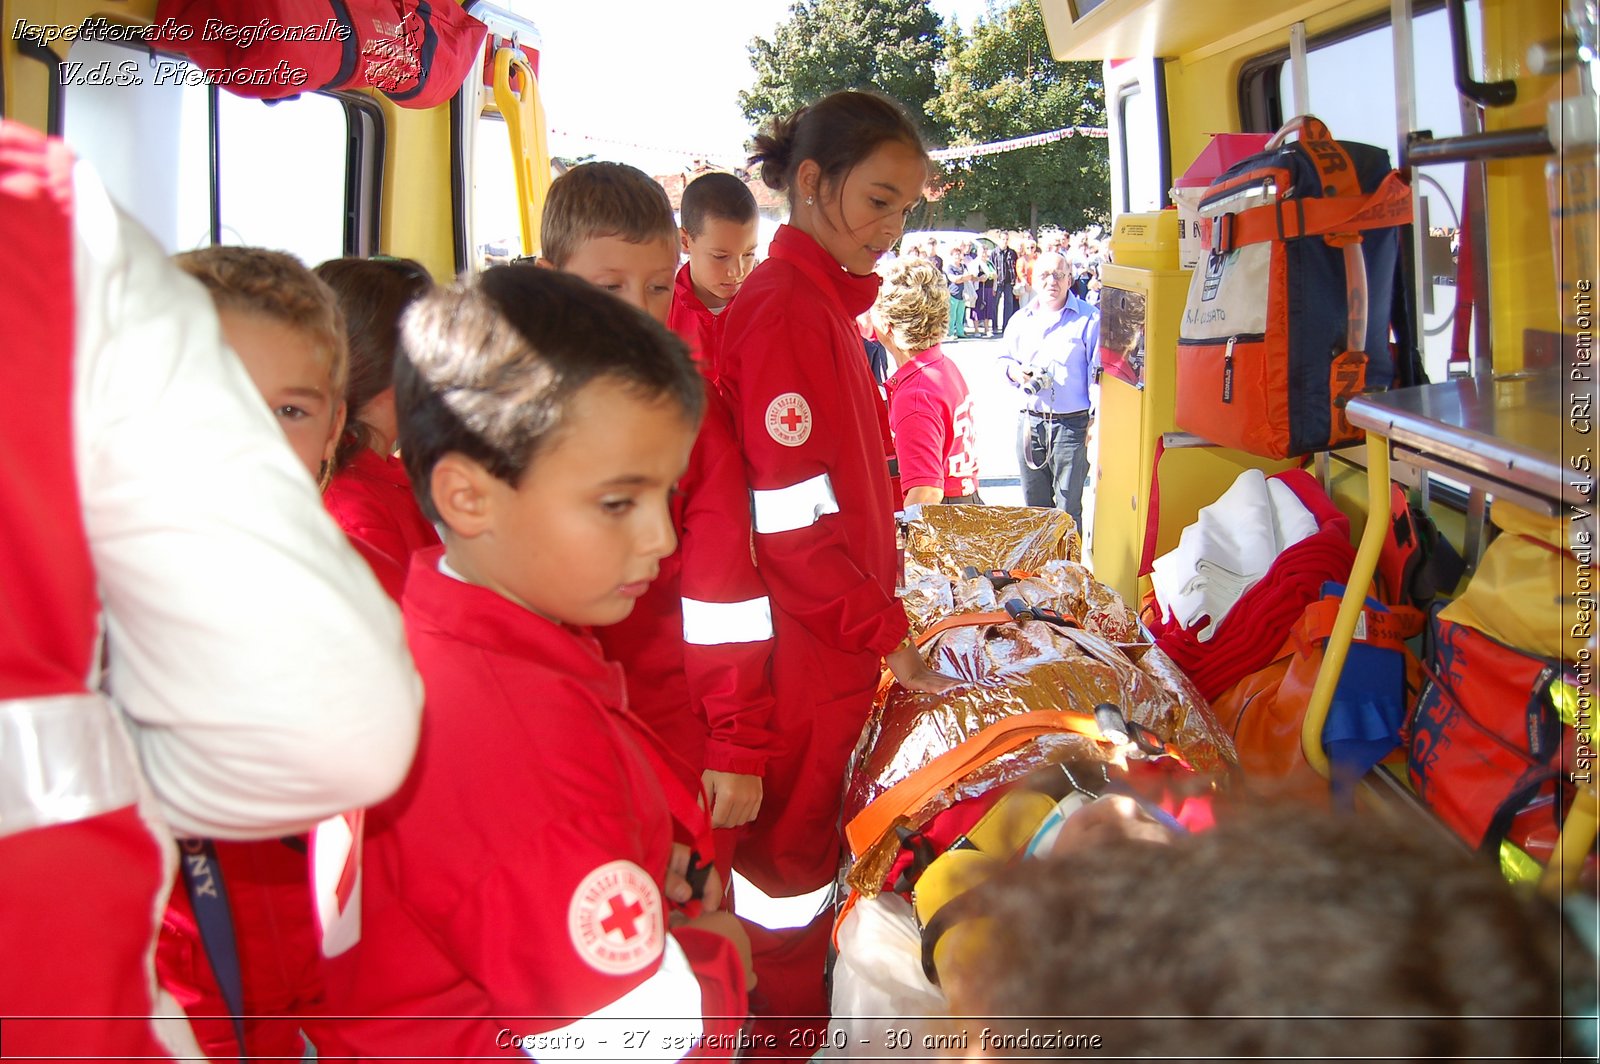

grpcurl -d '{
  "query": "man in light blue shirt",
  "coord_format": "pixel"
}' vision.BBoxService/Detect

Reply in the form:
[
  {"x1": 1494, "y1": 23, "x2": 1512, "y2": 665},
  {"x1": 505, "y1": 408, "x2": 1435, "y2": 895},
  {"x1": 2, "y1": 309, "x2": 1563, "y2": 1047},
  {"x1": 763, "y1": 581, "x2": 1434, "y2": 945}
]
[{"x1": 999, "y1": 250, "x2": 1100, "y2": 529}]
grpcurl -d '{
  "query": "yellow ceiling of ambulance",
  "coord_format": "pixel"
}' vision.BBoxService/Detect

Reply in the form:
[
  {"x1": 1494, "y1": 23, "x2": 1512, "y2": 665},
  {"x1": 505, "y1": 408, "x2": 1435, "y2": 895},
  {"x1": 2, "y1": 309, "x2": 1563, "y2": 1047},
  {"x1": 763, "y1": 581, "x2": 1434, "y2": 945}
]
[{"x1": 1038, "y1": 0, "x2": 1390, "y2": 63}]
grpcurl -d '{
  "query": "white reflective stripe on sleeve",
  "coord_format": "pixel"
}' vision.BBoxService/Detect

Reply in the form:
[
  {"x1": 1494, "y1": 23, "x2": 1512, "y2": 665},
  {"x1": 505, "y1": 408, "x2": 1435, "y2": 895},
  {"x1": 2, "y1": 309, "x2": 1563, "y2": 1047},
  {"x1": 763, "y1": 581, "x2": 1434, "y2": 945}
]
[
  {"x1": 681, "y1": 596, "x2": 775, "y2": 646},
  {"x1": 510, "y1": 934, "x2": 702, "y2": 1061},
  {"x1": 0, "y1": 692, "x2": 141, "y2": 839},
  {"x1": 751, "y1": 472, "x2": 839, "y2": 535}
]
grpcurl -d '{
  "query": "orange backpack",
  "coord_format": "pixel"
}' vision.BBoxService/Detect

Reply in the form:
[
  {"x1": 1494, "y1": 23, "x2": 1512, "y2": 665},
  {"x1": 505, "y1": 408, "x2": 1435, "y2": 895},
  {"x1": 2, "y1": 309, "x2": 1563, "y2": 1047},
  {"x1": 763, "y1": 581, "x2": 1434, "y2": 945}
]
[{"x1": 1175, "y1": 115, "x2": 1412, "y2": 458}]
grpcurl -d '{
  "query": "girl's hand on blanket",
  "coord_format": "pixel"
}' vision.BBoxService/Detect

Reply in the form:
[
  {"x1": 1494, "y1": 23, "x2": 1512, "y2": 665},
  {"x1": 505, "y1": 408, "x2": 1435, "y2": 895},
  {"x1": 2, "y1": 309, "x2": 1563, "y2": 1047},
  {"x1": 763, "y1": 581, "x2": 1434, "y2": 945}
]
[{"x1": 887, "y1": 641, "x2": 961, "y2": 693}]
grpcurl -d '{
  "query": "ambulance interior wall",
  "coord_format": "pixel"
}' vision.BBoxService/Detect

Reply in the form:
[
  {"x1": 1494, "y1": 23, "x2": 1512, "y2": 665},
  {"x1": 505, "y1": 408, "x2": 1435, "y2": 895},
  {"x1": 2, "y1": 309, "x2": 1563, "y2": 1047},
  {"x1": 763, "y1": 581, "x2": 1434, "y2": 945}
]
[
  {"x1": 1156, "y1": 0, "x2": 1567, "y2": 371},
  {"x1": 1134, "y1": 0, "x2": 1564, "y2": 578}
]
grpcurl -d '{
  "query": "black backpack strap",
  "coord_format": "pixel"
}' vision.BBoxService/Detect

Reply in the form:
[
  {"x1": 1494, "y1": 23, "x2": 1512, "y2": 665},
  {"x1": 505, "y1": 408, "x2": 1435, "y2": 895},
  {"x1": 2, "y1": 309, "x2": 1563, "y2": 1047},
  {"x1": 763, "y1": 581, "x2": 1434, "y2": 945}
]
[{"x1": 1390, "y1": 223, "x2": 1427, "y2": 388}]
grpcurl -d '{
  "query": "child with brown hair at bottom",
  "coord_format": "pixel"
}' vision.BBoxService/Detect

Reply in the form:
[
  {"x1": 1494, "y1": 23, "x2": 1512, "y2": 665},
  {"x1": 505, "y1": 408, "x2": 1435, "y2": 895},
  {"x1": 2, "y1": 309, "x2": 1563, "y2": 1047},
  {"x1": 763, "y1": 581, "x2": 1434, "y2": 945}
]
[
  {"x1": 934, "y1": 802, "x2": 1575, "y2": 1062},
  {"x1": 541, "y1": 162, "x2": 777, "y2": 900},
  {"x1": 319, "y1": 266, "x2": 751, "y2": 1060}
]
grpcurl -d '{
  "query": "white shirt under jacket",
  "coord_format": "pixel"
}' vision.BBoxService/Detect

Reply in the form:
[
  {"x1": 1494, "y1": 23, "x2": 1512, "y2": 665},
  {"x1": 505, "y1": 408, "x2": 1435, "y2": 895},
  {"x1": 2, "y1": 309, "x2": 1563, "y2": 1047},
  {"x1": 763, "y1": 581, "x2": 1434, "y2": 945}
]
[{"x1": 71, "y1": 163, "x2": 423, "y2": 841}]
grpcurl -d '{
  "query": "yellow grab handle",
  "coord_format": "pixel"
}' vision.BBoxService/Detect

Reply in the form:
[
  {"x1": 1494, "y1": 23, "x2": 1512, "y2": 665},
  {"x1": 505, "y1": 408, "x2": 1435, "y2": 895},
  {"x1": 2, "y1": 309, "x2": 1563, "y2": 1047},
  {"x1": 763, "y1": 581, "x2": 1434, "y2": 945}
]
[
  {"x1": 492, "y1": 47, "x2": 552, "y2": 259},
  {"x1": 1301, "y1": 433, "x2": 1392, "y2": 777}
]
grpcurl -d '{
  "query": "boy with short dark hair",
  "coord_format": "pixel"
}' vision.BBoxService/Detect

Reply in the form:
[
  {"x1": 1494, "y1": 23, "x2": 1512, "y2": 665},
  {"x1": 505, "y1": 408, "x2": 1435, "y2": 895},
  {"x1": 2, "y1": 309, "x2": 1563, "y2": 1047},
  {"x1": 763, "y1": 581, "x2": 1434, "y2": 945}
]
[
  {"x1": 671, "y1": 171, "x2": 759, "y2": 367},
  {"x1": 541, "y1": 164, "x2": 777, "y2": 891},
  {"x1": 320, "y1": 267, "x2": 750, "y2": 1058}
]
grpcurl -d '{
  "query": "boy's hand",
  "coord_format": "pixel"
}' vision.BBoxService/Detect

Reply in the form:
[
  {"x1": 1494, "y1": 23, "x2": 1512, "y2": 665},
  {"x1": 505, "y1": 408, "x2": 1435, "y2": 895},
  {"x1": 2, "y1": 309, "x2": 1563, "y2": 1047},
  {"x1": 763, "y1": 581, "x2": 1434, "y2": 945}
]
[
  {"x1": 886, "y1": 641, "x2": 961, "y2": 693},
  {"x1": 678, "y1": 910, "x2": 756, "y2": 991},
  {"x1": 701, "y1": 769, "x2": 762, "y2": 829},
  {"x1": 664, "y1": 843, "x2": 695, "y2": 906},
  {"x1": 665, "y1": 843, "x2": 725, "y2": 911}
]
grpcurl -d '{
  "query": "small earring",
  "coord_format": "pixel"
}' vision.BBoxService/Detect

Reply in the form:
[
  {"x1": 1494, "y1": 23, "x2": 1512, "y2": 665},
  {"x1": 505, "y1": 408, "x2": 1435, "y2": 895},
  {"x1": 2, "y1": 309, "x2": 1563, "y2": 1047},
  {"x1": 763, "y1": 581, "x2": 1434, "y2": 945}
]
[{"x1": 805, "y1": 196, "x2": 814, "y2": 206}]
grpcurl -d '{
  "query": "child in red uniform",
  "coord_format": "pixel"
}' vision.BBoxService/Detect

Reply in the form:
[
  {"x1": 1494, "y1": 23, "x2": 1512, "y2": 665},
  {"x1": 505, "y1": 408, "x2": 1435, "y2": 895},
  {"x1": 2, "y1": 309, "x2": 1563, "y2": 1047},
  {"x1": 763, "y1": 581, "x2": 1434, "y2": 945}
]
[
  {"x1": 670, "y1": 171, "x2": 759, "y2": 371},
  {"x1": 717, "y1": 87, "x2": 959, "y2": 1032},
  {"x1": 320, "y1": 267, "x2": 750, "y2": 1058},
  {"x1": 872, "y1": 258, "x2": 981, "y2": 505},
  {"x1": 316, "y1": 256, "x2": 440, "y2": 598},
  {"x1": 542, "y1": 163, "x2": 776, "y2": 889},
  {"x1": 161, "y1": 247, "x2": 355, "y2": 1061}
]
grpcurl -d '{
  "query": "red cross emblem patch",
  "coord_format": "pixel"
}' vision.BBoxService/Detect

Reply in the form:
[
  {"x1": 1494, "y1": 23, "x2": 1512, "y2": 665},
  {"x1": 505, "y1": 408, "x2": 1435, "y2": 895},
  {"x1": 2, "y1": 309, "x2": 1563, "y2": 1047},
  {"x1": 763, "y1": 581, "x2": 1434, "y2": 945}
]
[
  {"x1": 765, "y1": 392, "x2": 813, "y2": 447},
  {"x1": 567, "y1": 860, "x2": 664, "y2": 975}
]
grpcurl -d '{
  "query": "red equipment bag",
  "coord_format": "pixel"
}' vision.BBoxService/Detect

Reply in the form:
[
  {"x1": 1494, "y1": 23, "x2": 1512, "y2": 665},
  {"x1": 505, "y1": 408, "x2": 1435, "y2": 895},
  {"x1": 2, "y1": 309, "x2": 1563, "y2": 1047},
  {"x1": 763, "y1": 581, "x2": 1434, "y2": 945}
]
[
  {"x1": 152, "y1": 0, "x2": 487, "y2": 108},
  {"x1": 1408, "y1": 609, "x2": 1578, "y2": 858},
  {"x1": 1175, "y1": 115, "x2": 1412, "y2": 458}
]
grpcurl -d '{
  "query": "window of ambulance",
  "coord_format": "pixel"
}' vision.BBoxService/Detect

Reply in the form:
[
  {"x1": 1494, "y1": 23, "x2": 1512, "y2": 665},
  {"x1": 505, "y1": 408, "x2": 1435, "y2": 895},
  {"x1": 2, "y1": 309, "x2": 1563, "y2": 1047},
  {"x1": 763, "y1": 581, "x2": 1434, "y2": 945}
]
[
  {"x1": 61, "y1": 37, "x2": 357, "y2": 266},
  {"x1": 473, "y1": 112, "x2": 524, "y2": 267},
  {"x1": 1117, "y1": 83, "x2": 1164, "y2": 214},
  {"x1": 1241, "y1": 2, "x2": 1473, "y2": 385}
]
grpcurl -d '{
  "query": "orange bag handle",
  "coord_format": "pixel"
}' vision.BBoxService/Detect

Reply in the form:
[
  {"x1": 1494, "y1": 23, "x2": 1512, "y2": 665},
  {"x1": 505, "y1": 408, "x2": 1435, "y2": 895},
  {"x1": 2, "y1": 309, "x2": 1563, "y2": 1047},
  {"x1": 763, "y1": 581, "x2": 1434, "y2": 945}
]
[
  {"x1": 1267, "y1": 115, "x2": 1363, "y2": 201},
  {"x1": 843, "y1": 709, "x2": 1116, "y2": 859}
]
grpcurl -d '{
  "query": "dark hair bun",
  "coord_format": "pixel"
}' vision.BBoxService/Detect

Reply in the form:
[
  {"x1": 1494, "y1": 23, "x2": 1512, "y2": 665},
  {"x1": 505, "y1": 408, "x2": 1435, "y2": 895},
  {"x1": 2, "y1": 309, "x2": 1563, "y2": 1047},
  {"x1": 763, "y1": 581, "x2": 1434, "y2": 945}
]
[{"x1": 749, "y1": 106, "x2": 806, "y2": 192}]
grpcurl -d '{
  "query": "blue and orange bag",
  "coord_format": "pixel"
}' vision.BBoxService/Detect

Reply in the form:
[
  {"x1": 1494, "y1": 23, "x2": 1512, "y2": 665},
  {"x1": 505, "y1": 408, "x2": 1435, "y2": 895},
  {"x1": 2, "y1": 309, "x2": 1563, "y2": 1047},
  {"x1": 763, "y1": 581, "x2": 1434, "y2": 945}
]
[
  {"x1": 1409, "y1": 610, "x2": 1583, "y2": 869},
  {"x1": 1175, "y1": 115, "x2": 1413, "y2": 458}
]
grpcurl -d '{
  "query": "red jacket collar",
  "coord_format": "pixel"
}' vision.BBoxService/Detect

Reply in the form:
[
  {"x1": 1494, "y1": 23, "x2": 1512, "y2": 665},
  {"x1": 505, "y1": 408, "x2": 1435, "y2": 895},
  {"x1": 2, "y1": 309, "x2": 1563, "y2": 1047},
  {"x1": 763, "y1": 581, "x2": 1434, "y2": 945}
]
[
  {"x1": 403, "y1": 546, "x2": 622, "y2": 703},
  {"x1": 767, "y1": 223, "x2": 881, "y2": 319},
  {"x1": 673, "y1": 262, "x2": 711, "y2": 322},
  {"x1": 345, "y1": 446, "x2": 411, "y2": 487},
  {"x1": 886, "y1": 343, "x2": 947, "y2": 395}
]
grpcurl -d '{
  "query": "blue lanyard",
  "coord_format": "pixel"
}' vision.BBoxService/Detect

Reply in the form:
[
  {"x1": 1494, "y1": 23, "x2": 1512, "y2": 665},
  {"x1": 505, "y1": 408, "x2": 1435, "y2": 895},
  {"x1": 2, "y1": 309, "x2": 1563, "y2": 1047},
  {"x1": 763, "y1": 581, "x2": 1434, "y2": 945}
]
[{"x1": 178, "y1": 838, "x2": 250, "y2": 1061}]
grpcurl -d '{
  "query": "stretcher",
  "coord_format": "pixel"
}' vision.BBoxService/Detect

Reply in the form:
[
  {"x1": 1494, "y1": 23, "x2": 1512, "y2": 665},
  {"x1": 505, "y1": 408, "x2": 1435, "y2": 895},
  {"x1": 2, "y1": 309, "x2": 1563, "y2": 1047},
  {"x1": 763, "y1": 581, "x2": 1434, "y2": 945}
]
[{"x1": 829, "y1": 507, "x2": 1235, "y2": 1043}]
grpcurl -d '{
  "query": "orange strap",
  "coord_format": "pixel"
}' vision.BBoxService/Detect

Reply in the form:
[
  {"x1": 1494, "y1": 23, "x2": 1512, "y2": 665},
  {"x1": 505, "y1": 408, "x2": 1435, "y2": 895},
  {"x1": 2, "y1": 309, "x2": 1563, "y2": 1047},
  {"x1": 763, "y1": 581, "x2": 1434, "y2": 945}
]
[
  {"x1": 1203, "y1": 171, "x2": 1412, "y2": 251},
  {"x1": 1292, "y1": 597, "x2": 1426, "y2": 656},
  {"x1": 843, "y1": 710, "x2": 1115, "y2": 859},
  {"x1": 915, "y1": 609, "x2": 1018, "y2": 646}
]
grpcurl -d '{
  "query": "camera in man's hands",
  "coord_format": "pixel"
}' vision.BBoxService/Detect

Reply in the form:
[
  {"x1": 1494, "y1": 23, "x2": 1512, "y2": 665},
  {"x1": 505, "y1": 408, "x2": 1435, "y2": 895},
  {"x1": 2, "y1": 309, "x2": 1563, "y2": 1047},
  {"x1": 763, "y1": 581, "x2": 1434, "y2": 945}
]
[{"x1": 1019, "y1": 368, "x2": 1047, "y2": 396}]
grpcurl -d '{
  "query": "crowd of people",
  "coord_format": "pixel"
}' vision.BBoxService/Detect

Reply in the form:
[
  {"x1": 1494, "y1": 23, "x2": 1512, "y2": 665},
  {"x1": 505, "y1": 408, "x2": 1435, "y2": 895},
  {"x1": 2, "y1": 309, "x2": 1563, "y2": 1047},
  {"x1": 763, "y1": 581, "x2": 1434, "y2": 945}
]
[
  {"x1": 891, "y1": 227, "x2": 1110, "y2": 340},
  {"x1": 1, "y1": 81, "x2": 1579, "y2": 1063}
]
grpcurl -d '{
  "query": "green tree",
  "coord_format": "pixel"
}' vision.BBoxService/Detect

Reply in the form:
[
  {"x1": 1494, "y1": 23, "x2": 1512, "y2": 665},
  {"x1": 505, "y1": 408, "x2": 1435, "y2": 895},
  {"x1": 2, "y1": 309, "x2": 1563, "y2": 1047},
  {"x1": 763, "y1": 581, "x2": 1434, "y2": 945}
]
[
  {"x1": 739, "y1": 0, "x2": 948, "y2": 140},
  {"x1": 929, "y1": 1, "x2": 1109, "y2": 233}
]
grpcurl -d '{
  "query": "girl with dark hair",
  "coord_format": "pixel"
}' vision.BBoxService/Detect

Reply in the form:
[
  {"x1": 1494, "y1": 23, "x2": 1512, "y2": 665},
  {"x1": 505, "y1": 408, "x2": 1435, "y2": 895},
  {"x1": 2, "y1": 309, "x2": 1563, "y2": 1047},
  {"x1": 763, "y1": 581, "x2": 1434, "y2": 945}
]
[
  {"x1": 315, "y1": 257, "x2": 440, "y2": 597},
  {"x1": 716, "y1": 88, "x2": 958, "y2": 1029}
]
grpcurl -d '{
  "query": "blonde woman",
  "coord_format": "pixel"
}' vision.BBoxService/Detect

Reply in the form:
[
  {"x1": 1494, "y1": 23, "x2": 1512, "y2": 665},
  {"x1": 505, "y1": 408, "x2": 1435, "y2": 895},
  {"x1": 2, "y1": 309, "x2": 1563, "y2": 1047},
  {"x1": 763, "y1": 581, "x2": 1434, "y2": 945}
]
[{"x1": 872, "y1": 258, "x2": 981, "y2": 505}]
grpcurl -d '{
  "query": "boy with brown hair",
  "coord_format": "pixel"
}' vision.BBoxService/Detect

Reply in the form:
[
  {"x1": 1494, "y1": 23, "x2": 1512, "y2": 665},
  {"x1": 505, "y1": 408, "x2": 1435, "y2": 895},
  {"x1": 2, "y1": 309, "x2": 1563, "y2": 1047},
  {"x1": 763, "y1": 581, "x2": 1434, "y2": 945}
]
[
  {"x1": 541, "y1": 163, "x2": 776, "y2": 891},
  {"x1": 938, "y1": 803, "x2": 1576, "y2": 1060},
  {"x1": 671, "y1": 170, "x2": 759, "y2": 367},
  {"x1": 321, "y1": 267, "x2": 750, "y2": 1057}
]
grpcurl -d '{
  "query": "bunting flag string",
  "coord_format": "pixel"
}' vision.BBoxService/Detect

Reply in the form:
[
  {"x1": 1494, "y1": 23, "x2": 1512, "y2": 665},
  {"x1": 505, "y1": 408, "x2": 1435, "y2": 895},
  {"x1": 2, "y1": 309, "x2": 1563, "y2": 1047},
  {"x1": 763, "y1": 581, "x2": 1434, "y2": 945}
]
[
  {"x1": 929, "y1": 125, "x2": 1109, "y2": 162},
  {"x1": 550, "y1": 128, "x2": 743, "y2": 167},
  {"x1": 546, "y1": 122, "x2": 1110, "y2": 168}
]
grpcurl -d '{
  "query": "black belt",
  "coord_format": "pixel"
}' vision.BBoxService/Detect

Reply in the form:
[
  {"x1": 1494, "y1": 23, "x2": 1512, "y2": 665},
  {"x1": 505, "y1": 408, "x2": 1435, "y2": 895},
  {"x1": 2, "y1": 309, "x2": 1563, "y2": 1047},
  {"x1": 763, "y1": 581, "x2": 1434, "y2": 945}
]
[{"x1": 1022, "y1": 409, "x2": 1089, "y2": 421}]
